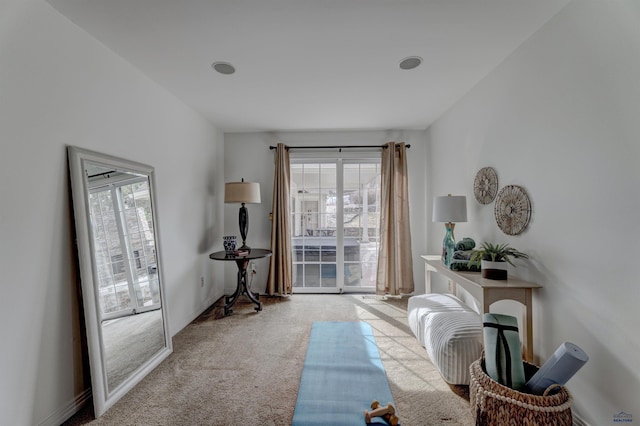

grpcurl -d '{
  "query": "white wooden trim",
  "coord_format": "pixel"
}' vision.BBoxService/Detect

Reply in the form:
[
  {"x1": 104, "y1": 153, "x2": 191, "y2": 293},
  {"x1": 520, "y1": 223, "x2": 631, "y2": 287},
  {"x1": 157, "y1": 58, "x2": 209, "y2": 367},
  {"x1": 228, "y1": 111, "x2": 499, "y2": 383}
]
[
  {"x1": 572, "y1": 412, "x2": 591, "y2": 426},
  {"x1": 38, "y1": 388, "x2": 91, "y2": 426}
]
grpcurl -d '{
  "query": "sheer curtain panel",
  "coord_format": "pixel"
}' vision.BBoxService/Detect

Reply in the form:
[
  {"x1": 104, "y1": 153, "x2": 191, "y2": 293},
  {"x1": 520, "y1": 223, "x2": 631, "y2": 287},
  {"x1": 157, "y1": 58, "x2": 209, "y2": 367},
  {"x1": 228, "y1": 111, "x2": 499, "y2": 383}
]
[
  {"x1": 267, "y1": 143, "x2": 293, "y2": 295},
  {"x1": 376, "y1": 142, "x2": 414, "y2": 295}
]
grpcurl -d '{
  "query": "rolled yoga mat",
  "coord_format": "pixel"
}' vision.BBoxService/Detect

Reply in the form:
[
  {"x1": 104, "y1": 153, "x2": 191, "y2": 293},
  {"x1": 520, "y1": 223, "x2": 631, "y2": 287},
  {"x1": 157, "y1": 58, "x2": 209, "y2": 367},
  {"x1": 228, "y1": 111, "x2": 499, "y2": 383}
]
[
  {"x1": 483, "y1": 313, "x2": 526, "y2": 390},
  {"x1": 525, "y1": 341, "x2": 588, "y2": 394},
  {"x1": 292, "y1": 321, "x2": 398, "y2": 425}
]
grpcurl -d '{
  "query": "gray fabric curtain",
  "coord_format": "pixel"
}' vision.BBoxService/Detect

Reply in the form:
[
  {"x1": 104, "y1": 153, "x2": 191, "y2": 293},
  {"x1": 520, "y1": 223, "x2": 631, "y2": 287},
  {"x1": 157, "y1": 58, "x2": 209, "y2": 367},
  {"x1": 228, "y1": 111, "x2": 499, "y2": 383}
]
[
  {"x1": 376, "y1": 142, "x2": 414, "y2": 295},
  {"x1": 267, "y1": 143, "x2": 293, "y2": 295}
]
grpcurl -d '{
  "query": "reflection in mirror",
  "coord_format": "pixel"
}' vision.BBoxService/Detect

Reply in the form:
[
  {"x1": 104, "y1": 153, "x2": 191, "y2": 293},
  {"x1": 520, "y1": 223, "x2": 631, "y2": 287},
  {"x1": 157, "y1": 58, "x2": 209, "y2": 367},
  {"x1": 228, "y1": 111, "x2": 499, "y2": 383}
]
[
  {"x1": 68, "y1": 146, "x2": 172, "y2": 417},
  {"x1": 86, "y1": 165, "x2": 164, "y2": 389}
]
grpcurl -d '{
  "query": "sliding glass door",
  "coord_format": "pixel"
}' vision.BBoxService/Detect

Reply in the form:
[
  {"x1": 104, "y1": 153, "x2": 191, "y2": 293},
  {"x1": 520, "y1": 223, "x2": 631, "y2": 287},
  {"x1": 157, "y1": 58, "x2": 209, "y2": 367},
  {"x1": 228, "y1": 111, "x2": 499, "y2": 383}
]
[{"x1": 290, "y1": 155, "x2": 381, "y2": 293}]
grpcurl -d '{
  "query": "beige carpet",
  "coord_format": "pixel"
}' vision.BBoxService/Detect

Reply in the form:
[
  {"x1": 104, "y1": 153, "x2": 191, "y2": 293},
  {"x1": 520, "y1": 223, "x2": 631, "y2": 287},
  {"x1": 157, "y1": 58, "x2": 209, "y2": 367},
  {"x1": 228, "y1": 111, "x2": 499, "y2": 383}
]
[{"x1": 65, "y1": 294, "x2": 473, "y2": 425}]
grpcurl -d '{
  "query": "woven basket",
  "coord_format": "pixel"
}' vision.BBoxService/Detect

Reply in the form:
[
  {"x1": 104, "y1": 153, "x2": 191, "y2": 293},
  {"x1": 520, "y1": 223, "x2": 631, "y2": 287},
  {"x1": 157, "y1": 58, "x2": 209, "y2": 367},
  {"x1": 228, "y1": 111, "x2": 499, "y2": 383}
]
[{"x1": 469, "y1": 359, "x2": 573, "y2": 426}]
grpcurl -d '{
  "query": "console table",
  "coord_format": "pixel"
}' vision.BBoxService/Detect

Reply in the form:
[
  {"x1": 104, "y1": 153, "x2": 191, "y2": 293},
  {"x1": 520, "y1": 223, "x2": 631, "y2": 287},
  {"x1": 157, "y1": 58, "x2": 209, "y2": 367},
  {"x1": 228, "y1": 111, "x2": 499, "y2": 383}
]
[
  {"x1": 422, "y1": 255, "x2": 541, "y2": 361},
  {"x1": 210, "y1": 249, "x2": 272, "y2": 316}
]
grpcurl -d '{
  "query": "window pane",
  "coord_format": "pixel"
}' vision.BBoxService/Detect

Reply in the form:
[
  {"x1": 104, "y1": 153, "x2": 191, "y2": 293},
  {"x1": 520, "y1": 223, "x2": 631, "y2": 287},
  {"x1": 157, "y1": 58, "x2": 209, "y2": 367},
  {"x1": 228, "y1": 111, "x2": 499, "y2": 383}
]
[
  {"x1": 344, "y1": 238, "x2": 360, "y2": 261},
  {"x1": 319, "y1": 239, "x2": 336, "y2": 262},
  {"x1": 304, "y1": 264, "x2": 320, "y2": 287},
  {"x1": 303, "y1": 240, "x2": 320, "y2": 262},
  {"x1": 321, "y1": 264, "x2": 337, "y2": 287},
  {"x1": 293, "y1": 264, "x2": 303, "y2": 287},
  {"x1": 343, "y1": 164, "x2": 360, "y2": 191},
  {"x1": 320, "y1": 163, "x2": 336, "y2": 188},
  {"x1": 344, "y1": 263, "x2": 362, "y2": 286}
]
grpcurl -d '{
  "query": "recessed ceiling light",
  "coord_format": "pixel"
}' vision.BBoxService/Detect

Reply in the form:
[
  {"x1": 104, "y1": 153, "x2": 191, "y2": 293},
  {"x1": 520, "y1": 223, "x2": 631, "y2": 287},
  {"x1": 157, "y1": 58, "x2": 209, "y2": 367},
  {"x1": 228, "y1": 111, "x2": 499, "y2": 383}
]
[
  {"x1": 399, "y1": 56, "x2": 423, "y2": 70},
  {"x1": 212, "y1": 61, "x2": 236, "y2": 75}
]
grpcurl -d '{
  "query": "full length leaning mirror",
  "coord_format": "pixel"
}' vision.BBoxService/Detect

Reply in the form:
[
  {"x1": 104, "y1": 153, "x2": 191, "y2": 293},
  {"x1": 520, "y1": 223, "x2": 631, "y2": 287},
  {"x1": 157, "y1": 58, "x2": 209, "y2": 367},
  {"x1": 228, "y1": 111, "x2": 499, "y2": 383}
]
[{"x1": 67, "y1": 146, "x2": 172, "y2": 417}]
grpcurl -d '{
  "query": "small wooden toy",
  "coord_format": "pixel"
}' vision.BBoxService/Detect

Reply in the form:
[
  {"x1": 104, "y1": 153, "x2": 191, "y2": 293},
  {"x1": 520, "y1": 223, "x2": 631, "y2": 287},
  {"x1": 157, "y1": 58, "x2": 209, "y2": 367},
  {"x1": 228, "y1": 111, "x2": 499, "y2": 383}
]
[{"x1": 364, "y1": 400, "x2": 399, "y2": 425}]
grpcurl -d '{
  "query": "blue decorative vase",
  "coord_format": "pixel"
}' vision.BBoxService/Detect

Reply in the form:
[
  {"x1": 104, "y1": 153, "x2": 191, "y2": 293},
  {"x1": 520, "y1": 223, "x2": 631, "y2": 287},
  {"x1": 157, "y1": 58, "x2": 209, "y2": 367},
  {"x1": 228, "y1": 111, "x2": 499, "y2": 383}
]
[{"x1": 223, "y1": 235, "x2": 237, "y2": 255}]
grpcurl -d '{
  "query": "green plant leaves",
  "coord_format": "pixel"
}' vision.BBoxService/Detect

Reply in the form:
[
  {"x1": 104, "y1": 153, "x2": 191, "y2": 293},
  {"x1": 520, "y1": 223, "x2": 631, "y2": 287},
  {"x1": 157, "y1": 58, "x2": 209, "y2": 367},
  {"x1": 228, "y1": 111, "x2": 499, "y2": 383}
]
[{"x1": 468, "y1": 242, "x2": 528, "y2": 267}]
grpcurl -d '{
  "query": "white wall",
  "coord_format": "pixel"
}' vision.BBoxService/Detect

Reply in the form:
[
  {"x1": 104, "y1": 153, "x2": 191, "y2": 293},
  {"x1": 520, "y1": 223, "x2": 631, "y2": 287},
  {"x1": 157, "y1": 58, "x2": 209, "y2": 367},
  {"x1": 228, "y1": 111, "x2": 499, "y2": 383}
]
[
  {"x1": 224, "y1": 130, "x2": 429, "y2": 294},
  {"x1": 0, "y1": 1, "x2": 224, "y2": 424},
  {"x1": 426, "y1": 0, "x2": 640, "y2": 424}
]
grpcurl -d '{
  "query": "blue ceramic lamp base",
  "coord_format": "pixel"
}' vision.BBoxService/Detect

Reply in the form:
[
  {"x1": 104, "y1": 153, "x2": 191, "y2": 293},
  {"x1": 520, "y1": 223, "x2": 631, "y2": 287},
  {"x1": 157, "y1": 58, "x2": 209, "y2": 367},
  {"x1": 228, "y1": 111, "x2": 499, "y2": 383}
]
[{"x1": 441, "y1": 223, "x2": 456, "y2": 267}]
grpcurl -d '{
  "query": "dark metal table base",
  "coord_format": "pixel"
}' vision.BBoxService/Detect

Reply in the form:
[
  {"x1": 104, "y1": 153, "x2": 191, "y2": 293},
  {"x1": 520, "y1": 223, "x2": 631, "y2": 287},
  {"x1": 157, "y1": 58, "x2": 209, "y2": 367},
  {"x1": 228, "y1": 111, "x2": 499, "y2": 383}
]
[
  {"x1": 209, "y1": 249, "x2": 271, "y2": 316},
  {"x1": 224, "y1": 259, "x2": 262, "y2": 316}
]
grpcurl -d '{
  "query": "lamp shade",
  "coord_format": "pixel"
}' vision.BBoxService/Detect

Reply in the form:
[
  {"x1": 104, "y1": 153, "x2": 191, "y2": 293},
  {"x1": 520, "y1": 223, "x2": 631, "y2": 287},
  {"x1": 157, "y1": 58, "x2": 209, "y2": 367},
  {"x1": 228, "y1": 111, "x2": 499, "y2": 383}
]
[
  {"x1": 433, "y1": 195, "x2": 467, "y2": 223},
  {"x1": 225, "y1": 182, "x2": 261, "y2": 204}
]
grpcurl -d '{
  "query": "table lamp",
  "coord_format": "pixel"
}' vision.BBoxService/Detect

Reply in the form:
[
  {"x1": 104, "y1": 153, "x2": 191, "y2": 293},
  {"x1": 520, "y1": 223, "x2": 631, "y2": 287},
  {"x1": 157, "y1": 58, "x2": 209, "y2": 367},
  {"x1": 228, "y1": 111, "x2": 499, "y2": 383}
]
[
  {"x1": 225, "y1": 179, "x2": 261, "y2": 250},
  {"x1": 433, "y1": 194, "x2": 467, "y2": 267}
]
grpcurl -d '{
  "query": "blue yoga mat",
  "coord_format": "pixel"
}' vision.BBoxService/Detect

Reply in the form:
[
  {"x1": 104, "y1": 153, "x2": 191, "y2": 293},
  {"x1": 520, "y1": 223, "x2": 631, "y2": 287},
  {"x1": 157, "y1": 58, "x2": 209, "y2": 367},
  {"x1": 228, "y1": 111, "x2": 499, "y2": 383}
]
[{"x1": 292, "y1": 321, "x2": 398, "y2": 425}]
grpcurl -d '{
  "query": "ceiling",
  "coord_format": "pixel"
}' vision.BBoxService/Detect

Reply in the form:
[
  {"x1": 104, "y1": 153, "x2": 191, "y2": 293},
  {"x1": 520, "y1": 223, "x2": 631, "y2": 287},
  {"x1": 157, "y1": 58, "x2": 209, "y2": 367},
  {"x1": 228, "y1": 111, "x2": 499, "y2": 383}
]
[{"x1": 47, "y1": 0, "x2": 569, "y2": 132}]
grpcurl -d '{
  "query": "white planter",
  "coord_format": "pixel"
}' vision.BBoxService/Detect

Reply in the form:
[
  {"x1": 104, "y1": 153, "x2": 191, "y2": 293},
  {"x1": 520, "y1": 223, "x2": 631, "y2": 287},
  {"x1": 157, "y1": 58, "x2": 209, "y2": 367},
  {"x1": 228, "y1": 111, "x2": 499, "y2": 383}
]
[{"x1": 481, "y1": 260, "x2": 508, "y2": 280}]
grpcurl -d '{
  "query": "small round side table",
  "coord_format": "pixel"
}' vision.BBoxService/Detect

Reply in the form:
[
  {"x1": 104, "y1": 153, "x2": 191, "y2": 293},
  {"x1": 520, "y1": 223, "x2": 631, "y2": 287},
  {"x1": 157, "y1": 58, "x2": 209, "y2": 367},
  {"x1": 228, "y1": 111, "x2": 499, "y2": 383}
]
[{"x1": 209, "y1": 248, "x2": 272, "y2": 316}]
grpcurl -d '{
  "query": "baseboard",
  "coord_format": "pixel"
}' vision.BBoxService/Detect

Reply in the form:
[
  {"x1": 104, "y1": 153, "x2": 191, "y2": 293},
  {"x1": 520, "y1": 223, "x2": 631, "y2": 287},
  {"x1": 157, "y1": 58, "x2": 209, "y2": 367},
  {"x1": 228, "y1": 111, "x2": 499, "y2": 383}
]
[
  {"x1": 198, "y1": 293, "x2": 223, "y2": 316},
  {"x1": 573, "y1": 411, "x2": 590, "y2": 426},
  {"x1": 38, "y1": 388, "x2": 91, "y2": 426}
]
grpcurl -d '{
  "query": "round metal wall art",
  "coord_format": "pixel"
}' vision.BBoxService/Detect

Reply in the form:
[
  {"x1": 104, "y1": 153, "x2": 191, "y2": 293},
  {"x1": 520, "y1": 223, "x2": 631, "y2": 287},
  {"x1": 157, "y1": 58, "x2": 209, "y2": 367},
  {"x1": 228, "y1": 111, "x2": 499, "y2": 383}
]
[
  {"x1": 473, "y1": 167, "x2": 498, "y2": 204},
  {"x1": 494, "y1": 185, "x2": 531, "y2": 235}
]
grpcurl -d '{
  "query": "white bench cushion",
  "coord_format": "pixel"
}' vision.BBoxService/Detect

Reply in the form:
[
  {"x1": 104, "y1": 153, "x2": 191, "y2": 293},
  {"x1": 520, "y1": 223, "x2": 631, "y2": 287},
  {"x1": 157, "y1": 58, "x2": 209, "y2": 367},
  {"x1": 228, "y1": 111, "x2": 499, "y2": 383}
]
[
  {"x1": 424, "y1": 310, "x2": 483, "y2": 385},
  {"x1": 407, "y1": 293, "x2": 472, "y2": 346},
  {"x1": 407, "y1": 293, "x2": 483, "y2": 385}
]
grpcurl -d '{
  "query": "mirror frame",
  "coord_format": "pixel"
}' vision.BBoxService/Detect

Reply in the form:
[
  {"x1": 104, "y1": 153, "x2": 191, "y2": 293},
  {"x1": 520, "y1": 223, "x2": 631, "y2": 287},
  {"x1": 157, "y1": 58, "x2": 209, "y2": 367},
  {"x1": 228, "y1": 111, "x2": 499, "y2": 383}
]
[{"x1": 67, "y1": 146, "x2": 172, "y2": 417}]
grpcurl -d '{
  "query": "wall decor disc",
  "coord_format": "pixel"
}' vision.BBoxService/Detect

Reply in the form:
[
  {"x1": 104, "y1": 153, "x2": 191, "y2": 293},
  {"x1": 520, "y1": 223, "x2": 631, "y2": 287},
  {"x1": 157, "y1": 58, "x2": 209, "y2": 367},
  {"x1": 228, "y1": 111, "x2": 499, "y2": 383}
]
[
  {"x1": 494, "y1": 185, "x2": 531, "y2": 235},
  {"x1": 473, "y1": 167, "x2": 498, "y2": 204}
]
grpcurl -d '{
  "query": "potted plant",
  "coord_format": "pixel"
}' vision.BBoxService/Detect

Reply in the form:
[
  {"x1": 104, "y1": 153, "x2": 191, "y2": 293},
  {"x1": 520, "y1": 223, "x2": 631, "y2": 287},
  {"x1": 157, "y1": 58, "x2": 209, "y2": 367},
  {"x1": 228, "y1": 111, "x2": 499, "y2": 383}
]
[{"x1": 468, "y1": 242, "x2": 528, "y2": 280}]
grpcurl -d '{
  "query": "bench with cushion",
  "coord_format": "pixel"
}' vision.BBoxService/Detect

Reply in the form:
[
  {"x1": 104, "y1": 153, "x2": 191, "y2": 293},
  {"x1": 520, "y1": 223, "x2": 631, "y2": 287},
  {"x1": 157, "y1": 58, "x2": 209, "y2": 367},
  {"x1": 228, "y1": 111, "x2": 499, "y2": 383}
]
[{"x1": 407, "y1": 293, "x2": 483, "y2": 385}]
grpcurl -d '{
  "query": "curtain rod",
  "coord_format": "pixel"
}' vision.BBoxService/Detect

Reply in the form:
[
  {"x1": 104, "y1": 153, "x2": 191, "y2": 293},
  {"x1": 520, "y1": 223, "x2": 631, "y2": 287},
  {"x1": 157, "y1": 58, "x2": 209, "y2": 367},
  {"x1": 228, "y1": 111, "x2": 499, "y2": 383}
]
[
  {"x1": 87, "y1": 170, "x2": 117, "y2": 179},
  {"x1": 269, "y1": 144, "x2": 410, "y2": 151}
]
